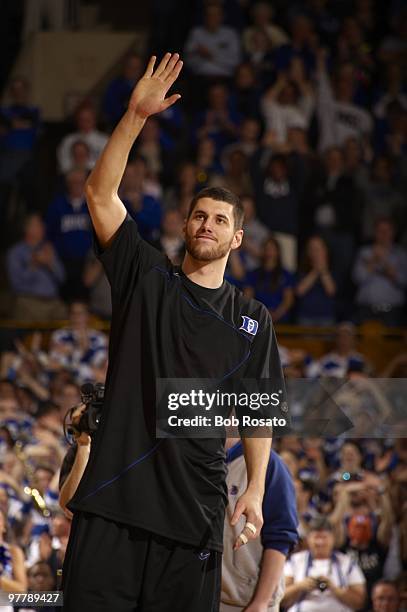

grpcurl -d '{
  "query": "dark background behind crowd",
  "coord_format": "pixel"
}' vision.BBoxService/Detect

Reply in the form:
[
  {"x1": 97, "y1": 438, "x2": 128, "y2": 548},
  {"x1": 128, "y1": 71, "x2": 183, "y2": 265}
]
[{"x1": 0, "y1": 1, "x2": 405, "y2": 610}]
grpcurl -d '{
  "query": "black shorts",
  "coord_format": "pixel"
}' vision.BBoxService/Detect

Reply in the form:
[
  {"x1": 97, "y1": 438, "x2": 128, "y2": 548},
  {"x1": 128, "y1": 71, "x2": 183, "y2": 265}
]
[{"x1": 62, "y1": 512, "x2": 222, "y2": 612}]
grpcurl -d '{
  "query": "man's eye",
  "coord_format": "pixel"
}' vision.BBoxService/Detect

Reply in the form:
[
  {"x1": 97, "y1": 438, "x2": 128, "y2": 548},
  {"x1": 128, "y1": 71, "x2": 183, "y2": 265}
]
[{"x1": 217, "y1": 218, "x2": 225, "y2": 224}]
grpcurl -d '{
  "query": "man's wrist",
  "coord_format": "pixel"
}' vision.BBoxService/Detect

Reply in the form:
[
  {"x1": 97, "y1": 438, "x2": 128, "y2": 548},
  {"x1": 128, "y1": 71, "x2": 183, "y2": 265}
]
[
  {"x1": 125, "y1": 108, "x2": 148, "y2": 124},
  {"x1": 246, "y1": 481, "x2": 264, "y2": 496}
]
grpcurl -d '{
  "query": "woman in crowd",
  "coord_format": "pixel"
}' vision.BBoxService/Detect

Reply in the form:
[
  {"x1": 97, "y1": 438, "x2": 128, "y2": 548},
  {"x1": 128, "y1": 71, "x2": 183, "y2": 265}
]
[
  {"x1": 296, "y1": 235, "x2": 337, "y2": 325},
  {"x1": 244, "y1": 236, "x2": 295, "y2": 323},
  {"x1": 282, "y1": 517, "x2": 366, "y2": 611}
]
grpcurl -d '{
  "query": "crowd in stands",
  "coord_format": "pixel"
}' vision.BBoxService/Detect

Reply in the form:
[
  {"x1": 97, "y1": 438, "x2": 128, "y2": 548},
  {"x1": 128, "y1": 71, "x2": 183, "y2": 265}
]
[
  {"x1": 0, "y1": 303, "x2": 405, "y2": 609},
  {"x1": 0, "y1": 0, "x2": 406, "y2": 609},
  {"x1": 0, "y1": 0, "x2": 406, "y2": 326}
]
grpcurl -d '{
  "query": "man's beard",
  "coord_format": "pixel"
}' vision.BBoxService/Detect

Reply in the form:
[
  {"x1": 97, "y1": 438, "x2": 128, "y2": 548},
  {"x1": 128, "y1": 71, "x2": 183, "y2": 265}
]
[{"x1": 185, "y1": 233, "x2": 233, "y2": 262}]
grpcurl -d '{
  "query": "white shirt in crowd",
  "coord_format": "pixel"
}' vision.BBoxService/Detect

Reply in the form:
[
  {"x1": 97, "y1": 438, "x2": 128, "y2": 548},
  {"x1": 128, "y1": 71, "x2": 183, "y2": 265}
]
[
  {"x1": 284, "y1": 550, "x2": 366, "y2": 612},
  {"x1": 316, "y1": 67, "x2": 373, "y2": 151},
  {"x1": 57, "y1": 130, "x2": 108, "y2": 174},
  {"x1": 185, "y1": 26, "x2": 241, "y2": 77},
  {"x1": 261, "y1": 95, "x2": 314, "y2": 144}
]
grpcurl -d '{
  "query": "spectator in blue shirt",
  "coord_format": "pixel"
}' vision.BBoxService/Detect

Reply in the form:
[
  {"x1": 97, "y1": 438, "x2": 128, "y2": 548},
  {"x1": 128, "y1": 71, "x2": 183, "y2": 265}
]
[
  {"x1": 194, "y1": 83, "x2": 241, "y2": 155},
  {"x1": 253, "y1": 154, "x2": 300, "y2": 240},
  {"x1": 221, "y1": 439, "x2": 298, "y2": 611},
  {"x1": 46, "y1": 169, "x2": 92, "y2": 300},
  {"x1": 0, "y1": 77, "x2": 40, "y2": 155},
  {"x1": 0, "y1": 76, "x2": 40, "y2": 207},
  {"x1": 244, "y1": 236, "x2": 295, "y2": 323},
  {"x1": 103, "y1": 53, "x2": 143, "y2": 128},
  {"x1": 118, "y1": 156, "x2": 162, "y2": 242},
  {"x1": 273, "y1": 14, "x2": 317, "y2": 76},
  {"x1": 296, "y1": 235, "x2": 337, "y2": 325},
  {"x1": 352, "y1": 217, "x2": 407, "y2": 327},
  {"x1": 6, "y1": 213, "x2": 66, "y2": 321},
  {"x1": 230, "y1": 62, "x2": 262, "y2": 119}
]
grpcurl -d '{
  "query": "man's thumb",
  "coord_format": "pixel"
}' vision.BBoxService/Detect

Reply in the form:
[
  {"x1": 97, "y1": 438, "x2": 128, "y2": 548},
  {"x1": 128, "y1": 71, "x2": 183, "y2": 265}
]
[
  {"x1": 230, "y1": 501, "x2": 243, "y2": 525},
  {"x1": 162, "y1": 94, "x2": 181, "y2": 110}
]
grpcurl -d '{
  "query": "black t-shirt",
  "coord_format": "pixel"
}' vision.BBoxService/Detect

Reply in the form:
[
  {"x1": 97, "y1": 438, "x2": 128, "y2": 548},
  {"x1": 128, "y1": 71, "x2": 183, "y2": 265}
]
[
  {"x1": 342, "y1": 538, "x2": 387, "y2": 603},
  {"x1": 67, "y1": 215, "x2": 285, "y2": 552}
]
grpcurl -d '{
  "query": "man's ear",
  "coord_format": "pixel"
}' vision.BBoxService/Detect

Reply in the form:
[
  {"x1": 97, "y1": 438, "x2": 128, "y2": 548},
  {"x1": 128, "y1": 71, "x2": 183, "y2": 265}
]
[{"x1": 231, "y1": 229, "x2": 243, "y2": 250}]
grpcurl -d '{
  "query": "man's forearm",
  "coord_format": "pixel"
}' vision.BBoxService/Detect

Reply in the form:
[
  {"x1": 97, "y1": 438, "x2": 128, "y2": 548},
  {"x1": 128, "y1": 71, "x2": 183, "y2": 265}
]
[
  {"x1": 87, "y1": 109, "x2": 146, "y2": 198},
  {"x1": 241, "y1": 436, "x2": 272, "y2": 494},
  {"x1": 59, "y1": 445, "x2": 90, "y2": 510},
  {"x1": 83, "y1": 54, "x2": 182, "y2": 247},
  {"x1": 249, "y1": 549, "x2": 285, "y2": 606}
]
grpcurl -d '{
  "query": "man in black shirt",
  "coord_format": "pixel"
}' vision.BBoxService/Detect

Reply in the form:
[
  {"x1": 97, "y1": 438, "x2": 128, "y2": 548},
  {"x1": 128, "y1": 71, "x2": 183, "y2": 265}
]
[{"x1": 62, "y1": 53, "x2": 285, "y2": 612}]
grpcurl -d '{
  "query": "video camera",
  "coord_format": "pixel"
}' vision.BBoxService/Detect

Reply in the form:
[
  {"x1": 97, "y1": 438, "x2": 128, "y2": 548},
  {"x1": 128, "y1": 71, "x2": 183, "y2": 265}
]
[
  {"x1": 64, "y1": 382, "x2": 105, "y2": 443},
  {"x1": 315, "y1": 577, "x2": 328, "y2": 592}
]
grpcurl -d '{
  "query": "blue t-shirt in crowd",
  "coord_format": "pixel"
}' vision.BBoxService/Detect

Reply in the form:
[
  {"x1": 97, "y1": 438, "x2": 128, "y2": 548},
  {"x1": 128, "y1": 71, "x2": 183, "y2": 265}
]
[
  {"x1": 124, "y1": 195, "x2": 162, "y2": 243},
  {"x1": 46, "y1": 195, "x2": 92, "y2": 261},
  {"x1": 0, "y1": 104, "x2": 40, "y2": 150},
  {"x1": 103, "y1": 77, "x2": 134, "y2": 126},
  {"x1": 246, "y1": 267, "x2": 295, "y2": 321},
  {"x1": 296, "y1": 275, "x2": 336, "y2": 321}
]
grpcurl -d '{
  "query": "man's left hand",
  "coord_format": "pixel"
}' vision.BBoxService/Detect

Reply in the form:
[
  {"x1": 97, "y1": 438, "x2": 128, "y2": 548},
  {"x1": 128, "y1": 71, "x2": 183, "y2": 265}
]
[{"x1": 231, "y1": 488, "x2": 263, "y2": 550}]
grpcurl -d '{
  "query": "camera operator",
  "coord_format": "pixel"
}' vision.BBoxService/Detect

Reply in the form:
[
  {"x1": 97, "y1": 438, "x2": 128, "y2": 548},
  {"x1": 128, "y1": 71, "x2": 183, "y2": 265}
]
[
  {"x1": 282, "y1": 517, "x2": 366, "y2": 611},
  {"x1": 59, "y1": 383, "x2": 103, "y2": 515},
  {"x1": 58, "y1": 403, "x2": 91, "y2": 517}
]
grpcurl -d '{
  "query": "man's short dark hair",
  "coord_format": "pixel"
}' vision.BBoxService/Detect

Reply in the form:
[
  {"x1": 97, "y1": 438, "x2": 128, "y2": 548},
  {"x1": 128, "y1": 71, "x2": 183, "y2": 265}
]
[{"x1": 187, "y1": 187, "x2": 244, "y2": 230}]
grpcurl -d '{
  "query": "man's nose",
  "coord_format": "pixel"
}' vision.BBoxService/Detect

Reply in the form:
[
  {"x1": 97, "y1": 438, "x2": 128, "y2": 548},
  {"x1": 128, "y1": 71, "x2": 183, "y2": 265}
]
[{"x1": 201, "y1": 218, "x2": 214, "y2": 233}]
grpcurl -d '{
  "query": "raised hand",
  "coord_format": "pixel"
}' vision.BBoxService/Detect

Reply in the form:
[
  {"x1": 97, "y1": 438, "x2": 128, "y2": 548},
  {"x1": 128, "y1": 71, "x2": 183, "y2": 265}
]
[{"x1": 129, "y1": 53, "x2": 183, "y2": 119}]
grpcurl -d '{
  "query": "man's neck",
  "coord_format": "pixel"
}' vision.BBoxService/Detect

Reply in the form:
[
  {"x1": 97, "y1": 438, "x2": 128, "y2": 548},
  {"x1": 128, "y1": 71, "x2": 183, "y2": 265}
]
[{"x1": 181, "y1": 253, "x2": 227, "y2": 289}]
